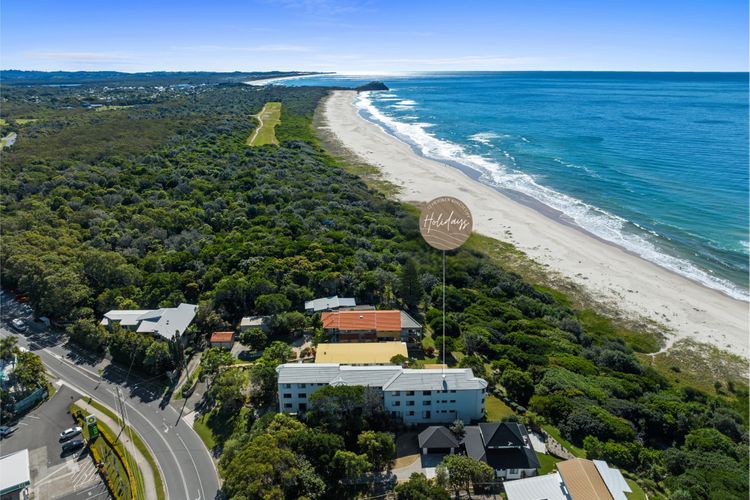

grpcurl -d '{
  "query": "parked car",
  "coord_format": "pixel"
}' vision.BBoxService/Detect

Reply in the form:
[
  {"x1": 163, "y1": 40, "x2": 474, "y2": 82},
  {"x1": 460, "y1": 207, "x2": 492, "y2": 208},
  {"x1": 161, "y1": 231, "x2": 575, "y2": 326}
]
[
  {"x1": 0, "y1": 425, "x2": 16, "y2": 438},
  {"x1": 10, "y1": 318, "x2": 27, "y2": 332},
  {"x1": 61, "y1": 439, "x2": 84, "y2": 454},
  {"x1": 59, "y1": 426, "x2": 82, "y2": 442}
]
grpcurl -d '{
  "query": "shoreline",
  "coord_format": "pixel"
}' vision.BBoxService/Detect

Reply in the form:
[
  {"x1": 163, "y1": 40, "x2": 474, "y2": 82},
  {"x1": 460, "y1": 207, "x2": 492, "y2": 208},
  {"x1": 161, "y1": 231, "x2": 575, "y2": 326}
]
[
  {"x1": 321, "y1": 90, "x2": 749, "y2": 358},
  {"x1": 245, "y1": 73, "x2": 332, "y2": 86}
]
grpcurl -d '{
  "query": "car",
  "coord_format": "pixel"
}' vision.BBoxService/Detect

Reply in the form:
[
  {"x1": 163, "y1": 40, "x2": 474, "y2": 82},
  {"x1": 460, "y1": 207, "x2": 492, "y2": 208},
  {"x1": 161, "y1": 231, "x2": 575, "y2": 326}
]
[
  {"x1": 10, "y1": 318, "x2": 28, "y2": 332},
  {"x1": 59, "y1": 426, "x2": 82, "y2": 442},
  {"x1": 61, "y1": 439, "x2": 84, "y2": 454},
  {"x1": 0, "y1": 425, "x2": 16, "y2": 438}
]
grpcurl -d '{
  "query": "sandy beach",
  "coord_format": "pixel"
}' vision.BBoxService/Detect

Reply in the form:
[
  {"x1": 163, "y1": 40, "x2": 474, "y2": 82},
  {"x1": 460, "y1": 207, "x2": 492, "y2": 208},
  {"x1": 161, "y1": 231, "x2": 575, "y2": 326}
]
[{"x1": 321, "y1": 90, "x2": 749, "y2": 357}]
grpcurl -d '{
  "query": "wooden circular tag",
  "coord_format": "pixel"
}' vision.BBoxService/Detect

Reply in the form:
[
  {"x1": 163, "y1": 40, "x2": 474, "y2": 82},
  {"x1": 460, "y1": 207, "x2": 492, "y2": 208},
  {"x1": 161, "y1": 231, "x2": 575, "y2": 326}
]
[{"x1": 419, "y1": 197, "x2": 473, "y2": 250}]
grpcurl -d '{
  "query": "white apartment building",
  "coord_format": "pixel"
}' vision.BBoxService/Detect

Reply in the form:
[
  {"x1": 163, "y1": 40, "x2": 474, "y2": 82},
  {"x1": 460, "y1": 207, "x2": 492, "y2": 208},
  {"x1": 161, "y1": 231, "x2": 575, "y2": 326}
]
[{"x1": 276, "y1": 363, "x2": 488, "y2": 424}]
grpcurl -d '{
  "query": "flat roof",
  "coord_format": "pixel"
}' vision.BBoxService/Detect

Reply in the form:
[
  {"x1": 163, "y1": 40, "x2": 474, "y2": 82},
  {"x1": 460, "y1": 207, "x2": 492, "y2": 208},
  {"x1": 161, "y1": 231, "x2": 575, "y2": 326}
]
[
  {"x1": 315, "y1": 342, "x2": 407, "y2": 364},
  {"x1": 0, "y1": 449, "x2": 30, "y2": 495}
]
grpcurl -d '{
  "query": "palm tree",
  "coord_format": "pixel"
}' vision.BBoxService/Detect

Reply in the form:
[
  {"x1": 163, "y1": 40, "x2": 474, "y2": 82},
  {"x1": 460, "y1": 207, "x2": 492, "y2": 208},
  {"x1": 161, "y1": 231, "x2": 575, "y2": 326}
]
[{"x1": 0, "y1": 336, "x2": 18, "y2": 362}]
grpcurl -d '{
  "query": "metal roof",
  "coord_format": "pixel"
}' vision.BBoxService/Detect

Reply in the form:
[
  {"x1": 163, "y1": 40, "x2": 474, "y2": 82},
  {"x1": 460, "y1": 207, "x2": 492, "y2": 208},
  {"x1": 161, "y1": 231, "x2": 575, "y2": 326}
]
[
  {"x1": 210, "y1": 331, "x2": 234, "y2": 343},
  {"x1": 305, "y1": 296, "x2": 356, "y2": 312},
  {"x1": 102, "y1": 303, "x2": 197, "y2": 340},
  {"x1": 557, "y1": 459, "x2": 614, "y2": 500},
  {"x1": 593, "y1": 460, "x2": 632, "y2": 500},
  {"x1": 504, "y1": 472, "x2": 570, "y2": 500},
  {"x1": 276, "y1": 364, "x2": 487, "y2": 391},
  {"x1": 0, "y1": 449, "x2": 30, "y2": 495},
  {"x1": 400, "y1": 311, "x2": 421, "y2": 329}
]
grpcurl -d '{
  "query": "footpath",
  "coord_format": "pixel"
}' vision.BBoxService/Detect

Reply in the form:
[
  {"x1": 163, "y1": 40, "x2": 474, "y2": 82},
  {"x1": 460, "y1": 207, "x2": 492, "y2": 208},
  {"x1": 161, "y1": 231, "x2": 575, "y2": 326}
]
[{"x1": 75, "y1": 398, "x2": 159, "y2": 497}]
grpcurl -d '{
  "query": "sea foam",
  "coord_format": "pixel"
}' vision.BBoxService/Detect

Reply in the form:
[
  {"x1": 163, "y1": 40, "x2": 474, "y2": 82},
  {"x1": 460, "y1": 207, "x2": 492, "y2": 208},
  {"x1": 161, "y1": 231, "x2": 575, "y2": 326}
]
[{"x1": 356, "y1": 92, "x2": 749, "y2": 301}]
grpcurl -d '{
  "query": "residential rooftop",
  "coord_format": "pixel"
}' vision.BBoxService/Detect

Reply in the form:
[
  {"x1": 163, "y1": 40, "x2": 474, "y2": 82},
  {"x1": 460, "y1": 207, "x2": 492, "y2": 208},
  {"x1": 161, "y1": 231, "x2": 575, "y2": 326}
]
[
  {"x1": 314, "y1": 341, "x2": 407, "y2": 364},
  {"x1": 304, "y1": 296, "x2": 356, "y2": 312},
  {"x1": 276, "y1": 363, "x2": 488, "y2": 391},
  {"x1": 101, "y1": 303, "x2": 197, "y2": 340}
]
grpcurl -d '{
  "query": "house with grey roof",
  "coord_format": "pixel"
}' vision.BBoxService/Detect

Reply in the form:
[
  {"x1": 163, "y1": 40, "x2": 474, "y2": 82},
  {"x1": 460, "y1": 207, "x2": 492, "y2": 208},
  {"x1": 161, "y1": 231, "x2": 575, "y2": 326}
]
[
  {"x1": 304, "y1": 296, "x2": 357, "y2": 313},
  {"x1": 276, "y1": 363, "x2": 487, "y2": 423},
  {"x1": 101, "y1": 303, "x2": 197, "y2": 341},
  {"x1": 418, "y1": 426, "x2": 461, "y2": 454},
  {"x1": 462, "y1": 422, "x2": 539, "y2": 480}
]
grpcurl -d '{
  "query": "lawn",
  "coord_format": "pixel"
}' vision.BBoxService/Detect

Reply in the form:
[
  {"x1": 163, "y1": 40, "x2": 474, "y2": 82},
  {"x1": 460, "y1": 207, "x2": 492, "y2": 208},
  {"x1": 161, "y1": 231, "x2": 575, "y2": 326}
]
[
  {"x1": 626, "y1": 478, "x2": 648, "y2": 500},
  {"x1": 193, "y1": 412, "x2": 217, "y2": 451},
  {"x1": 16, "y1": 118, "x2": 39, "y2": 124},
  {"x1": 248, "y1": 102, "x2": 282, "y2": 146},
  {"x1": 536, "y1": 452, "x2": 561, "y2": 474},
  {"x1": 485, "y1": 394, "x2": 514, "y2": 421}
]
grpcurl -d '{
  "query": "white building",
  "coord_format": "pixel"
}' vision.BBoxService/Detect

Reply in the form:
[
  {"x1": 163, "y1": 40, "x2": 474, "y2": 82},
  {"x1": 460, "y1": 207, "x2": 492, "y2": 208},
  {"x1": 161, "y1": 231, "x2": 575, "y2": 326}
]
[
  {"x1": 304, "y1": 296, "x2": 357, "y2": 313},
  {"x1": 101, "y1": 303, "x2": 197, "y2": 341},
  {"x1": 0, "y1": 448, "x2": 30, "y2": 500},
  {"x1": 276, "y1": 363, "x2": 487, "y2": 424}
]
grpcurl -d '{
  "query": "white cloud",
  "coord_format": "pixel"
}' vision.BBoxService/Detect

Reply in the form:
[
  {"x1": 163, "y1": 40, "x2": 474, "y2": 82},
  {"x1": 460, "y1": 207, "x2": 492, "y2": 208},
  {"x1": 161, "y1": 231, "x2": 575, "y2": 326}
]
[{"x1": 24, "y1": 51, "x2": 131, "y2": 62}]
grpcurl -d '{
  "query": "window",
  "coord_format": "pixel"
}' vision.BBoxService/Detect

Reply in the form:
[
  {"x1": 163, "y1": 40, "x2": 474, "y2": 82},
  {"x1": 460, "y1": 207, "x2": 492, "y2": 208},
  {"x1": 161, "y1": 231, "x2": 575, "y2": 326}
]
[
  {"x1": 406, "y1": 391, "x2": 415, "y2": 396},
  {"x1": 407, "y1": 400, "x2": 415, "y2": 406},
  {"x1": 284, "y1": 403, "x2": 292, "y2": 409},
  {"x1": 285, "y1": 384, "x2": 292, "y2": 388},
  {"x1": 509, "y1": 469, "x2": 518, "y2": 475},
  {"x1": 408, "y1": 411, "x2": 415, "y2": 416},
  {"x1": 481, "y1": 398, "x2": 485, "y2": 405},
  {"x1": 393, "y1": 391, "x2": 401, "y2": 396},
  {"x1": 423, "y1": 390, "x2": 432, "y2": 396},
  {"x1": 299, "y1": 383, "x2": 306, "y2": 388},
  {"x1": 422, "y1": 411, "x2": 431, "y2": 419},
  {"x1": 283, "y1": 393, "x2": 292, "y2": 399},
  {"x1": 393, "y1": 401, "x2": 401, "y2": 407},
  {"x1": 449, "y1": 390, "x2": 456, "y2": 393},
  {"x1": 422, "y1": 400, "x2": 431, "y2": 406},
  {"x1": 450, "y1": 400, "x2": 456, "y2": 403},
  {"x1": 299, "y1": 393, "x2": 306, "y2": 399}
]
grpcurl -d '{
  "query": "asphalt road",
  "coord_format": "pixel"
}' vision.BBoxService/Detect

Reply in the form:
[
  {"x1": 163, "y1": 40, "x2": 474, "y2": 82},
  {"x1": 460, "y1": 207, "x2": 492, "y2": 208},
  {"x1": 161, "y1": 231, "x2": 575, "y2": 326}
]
[{"x1": 1, "y1": 300, "x2": 221, "y2": 500}]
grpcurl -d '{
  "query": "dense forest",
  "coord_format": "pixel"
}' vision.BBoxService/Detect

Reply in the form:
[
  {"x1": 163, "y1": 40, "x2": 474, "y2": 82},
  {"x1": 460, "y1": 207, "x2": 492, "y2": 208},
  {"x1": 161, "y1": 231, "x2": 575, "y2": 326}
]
[{"x1": 0, "y1": 79, "x2": 747, "y2": 499}]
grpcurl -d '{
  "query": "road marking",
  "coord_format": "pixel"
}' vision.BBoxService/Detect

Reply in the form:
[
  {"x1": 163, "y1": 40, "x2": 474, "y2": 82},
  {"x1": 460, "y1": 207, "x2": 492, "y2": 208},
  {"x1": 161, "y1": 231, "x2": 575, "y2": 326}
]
[
  {"x1": 175, "y1": 429, "x2": 205, "y2": 500},
  {"x1": 10, "y1": 331, "x2": 215, "y2": 500}
]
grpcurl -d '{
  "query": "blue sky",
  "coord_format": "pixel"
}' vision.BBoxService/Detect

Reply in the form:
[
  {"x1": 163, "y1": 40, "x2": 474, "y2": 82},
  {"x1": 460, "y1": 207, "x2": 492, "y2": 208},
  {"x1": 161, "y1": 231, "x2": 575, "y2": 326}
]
[{"x1": 2, "y1": 0, "x2": 747, "y2": 72}]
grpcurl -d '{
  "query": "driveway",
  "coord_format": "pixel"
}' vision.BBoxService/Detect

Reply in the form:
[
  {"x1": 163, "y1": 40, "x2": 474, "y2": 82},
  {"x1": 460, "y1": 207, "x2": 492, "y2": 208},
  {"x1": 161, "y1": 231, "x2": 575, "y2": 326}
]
[{"x1": 0, "y1": 385, "x2": 110, "y2": 499}]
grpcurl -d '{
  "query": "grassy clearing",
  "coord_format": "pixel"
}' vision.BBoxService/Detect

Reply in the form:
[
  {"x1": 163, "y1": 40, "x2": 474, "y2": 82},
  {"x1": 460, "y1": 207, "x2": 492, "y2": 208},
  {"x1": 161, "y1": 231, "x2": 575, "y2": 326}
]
[
  {"x1": 248, "y1": 102, "x2": 282, "y2": 146},
  {"x1": 485, "y1": 395, "x2": 515, "y2": 421},
  {"x1": 0, "y1": 118, "x2": 7, "y2": 126},
  {"x1": 85, "y1": 398, "x2": 165, "y2": 500},
  {"x1": 626, "y1": 478, "x2": 648, "y2": 500},
  {"x1": 640, "y1": 338, "x2": 749, "y2": 413},
  {"x1": 542, "y1": 424, "x2": 586, "y2": 458},
  {"x1": 94, "y1": 106, "x2": 132, "y2": 112},
  {"x1": 16, "y1": 118, "x2": 39, "y2": 124},
  {"x1": 536, "y1": 452, "x2": 562, "y2": 474},
  {"x1": 193, "y1": 413, "x2": 217, "y2": 451}
]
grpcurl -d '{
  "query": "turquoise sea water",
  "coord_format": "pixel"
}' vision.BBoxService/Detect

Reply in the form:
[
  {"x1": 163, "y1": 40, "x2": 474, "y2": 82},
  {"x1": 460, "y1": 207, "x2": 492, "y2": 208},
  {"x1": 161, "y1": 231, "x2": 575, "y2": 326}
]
[{"x1": 279, "y1": 72, "x2": 749, "y2": 300}]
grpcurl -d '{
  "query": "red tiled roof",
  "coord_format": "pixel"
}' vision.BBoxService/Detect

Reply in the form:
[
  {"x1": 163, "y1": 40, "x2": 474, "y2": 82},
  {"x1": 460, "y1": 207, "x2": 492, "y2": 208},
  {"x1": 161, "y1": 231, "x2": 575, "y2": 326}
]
[
  {"x1": 210, "y1": 331, "x2": 234, "y2": 343},
  {"x1": 321, "y1": 310, "x2": 401, "y2": 332}
]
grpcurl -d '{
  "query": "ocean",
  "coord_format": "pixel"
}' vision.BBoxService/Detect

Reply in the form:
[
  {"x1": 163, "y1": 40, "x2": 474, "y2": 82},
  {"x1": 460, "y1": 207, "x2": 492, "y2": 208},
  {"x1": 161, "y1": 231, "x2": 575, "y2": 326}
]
[{"x1": 278, "y1": 72, "x2": 749, "y2": 301}]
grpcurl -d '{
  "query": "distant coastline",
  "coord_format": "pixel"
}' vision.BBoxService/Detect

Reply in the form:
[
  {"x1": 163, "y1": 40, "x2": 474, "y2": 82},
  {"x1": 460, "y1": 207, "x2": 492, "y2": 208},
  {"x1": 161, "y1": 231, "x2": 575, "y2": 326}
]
[{"x1": 320, "y1": 90, "x2": 749, "y2": 357}]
